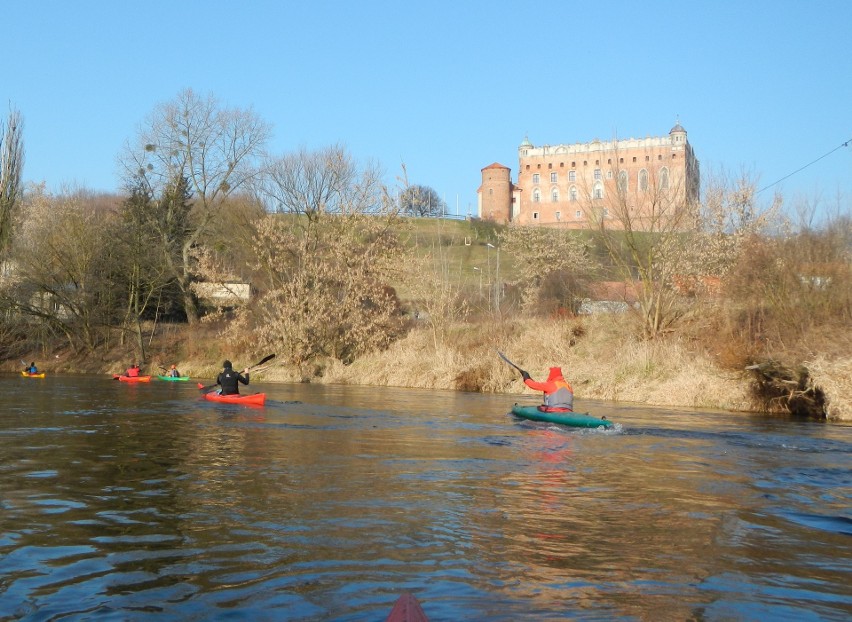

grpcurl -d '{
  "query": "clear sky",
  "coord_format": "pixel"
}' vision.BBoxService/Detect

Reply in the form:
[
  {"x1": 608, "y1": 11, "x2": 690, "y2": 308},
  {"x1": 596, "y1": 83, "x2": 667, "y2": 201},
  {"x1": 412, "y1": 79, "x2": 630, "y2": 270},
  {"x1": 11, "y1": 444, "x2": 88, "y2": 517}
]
[{"x1": 4, "y1": 0, "x2": 851, "y2": 219}]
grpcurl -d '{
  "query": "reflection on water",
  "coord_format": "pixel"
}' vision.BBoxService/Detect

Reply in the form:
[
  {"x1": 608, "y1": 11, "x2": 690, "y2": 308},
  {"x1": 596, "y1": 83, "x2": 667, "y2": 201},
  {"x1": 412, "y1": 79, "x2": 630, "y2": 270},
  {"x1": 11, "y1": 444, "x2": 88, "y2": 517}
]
[{"x1": 0, "y1": 375, "x2": 850, "y2": 620}]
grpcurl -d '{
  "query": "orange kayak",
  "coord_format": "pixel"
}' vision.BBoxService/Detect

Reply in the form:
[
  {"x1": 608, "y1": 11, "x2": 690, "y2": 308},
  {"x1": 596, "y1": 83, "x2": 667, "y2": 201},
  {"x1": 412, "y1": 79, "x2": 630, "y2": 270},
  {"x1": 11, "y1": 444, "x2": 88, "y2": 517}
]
[
  {"x1": 202, "y1": 391, "x2": 266, "y2": 405},
  {"x1": 113, "y1": 375, "x2": 152, "y2": 383}
]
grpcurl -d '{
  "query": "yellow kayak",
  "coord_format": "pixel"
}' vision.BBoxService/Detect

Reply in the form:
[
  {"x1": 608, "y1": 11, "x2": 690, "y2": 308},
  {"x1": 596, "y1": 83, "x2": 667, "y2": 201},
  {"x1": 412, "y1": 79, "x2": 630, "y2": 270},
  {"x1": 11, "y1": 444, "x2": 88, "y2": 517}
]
[{"x1": 21, "y1": 371, "x2": 46, "y2": 378}]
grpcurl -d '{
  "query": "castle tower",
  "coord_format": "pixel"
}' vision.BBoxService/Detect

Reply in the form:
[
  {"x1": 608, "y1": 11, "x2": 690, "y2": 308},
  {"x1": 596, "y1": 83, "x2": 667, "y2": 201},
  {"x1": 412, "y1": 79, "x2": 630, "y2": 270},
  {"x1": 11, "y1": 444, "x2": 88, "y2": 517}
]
[{"x1": 477, "y1": 162, "x2": 514, "y2": 223}]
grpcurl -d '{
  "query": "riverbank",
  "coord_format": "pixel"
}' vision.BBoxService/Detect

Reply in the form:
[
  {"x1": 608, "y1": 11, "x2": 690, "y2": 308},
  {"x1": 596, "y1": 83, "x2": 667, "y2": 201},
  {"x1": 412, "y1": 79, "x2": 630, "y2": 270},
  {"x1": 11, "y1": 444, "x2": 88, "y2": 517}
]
[{"x1": 8, "y1": 315, "x2": 850, "y2": 421}]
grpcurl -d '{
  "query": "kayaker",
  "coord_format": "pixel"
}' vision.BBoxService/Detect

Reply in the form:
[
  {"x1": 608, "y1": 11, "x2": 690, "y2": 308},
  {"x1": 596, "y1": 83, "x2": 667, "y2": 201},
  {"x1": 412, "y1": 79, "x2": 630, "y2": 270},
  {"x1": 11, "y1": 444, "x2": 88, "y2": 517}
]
[
  {"x1": 521, "y1": 366, "x2": 574, "y2": 412},
  {"x1": 216, "y1": 360, "x2": 250, "y2": 395},
  {"x1": 125, "y1": 363, "x2": 141, "y2": 378},
  {"x1": 168, "y1": 364, "x2": 181, "y2": 378},
  {"x1": 25, "y1": 361, "x2": 38, "y2": 374}
]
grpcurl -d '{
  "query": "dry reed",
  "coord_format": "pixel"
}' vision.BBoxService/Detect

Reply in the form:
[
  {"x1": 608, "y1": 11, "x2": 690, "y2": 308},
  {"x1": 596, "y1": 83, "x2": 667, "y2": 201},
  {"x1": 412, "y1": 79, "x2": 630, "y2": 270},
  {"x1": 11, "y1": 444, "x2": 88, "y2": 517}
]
[
  {"x1": 323, "y1": 315, "x2": 758, "y2": 413},
  {"x1": 806, "y1": 356, "x2": 852, "y2": 421}
]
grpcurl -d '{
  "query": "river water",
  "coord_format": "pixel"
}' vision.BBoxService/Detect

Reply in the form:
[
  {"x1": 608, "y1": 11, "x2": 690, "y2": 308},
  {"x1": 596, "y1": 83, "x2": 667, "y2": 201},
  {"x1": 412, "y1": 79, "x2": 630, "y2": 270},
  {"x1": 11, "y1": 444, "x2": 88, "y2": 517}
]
[{"x1": 0, "y1": 374, "x2": 849, "y2": 621}]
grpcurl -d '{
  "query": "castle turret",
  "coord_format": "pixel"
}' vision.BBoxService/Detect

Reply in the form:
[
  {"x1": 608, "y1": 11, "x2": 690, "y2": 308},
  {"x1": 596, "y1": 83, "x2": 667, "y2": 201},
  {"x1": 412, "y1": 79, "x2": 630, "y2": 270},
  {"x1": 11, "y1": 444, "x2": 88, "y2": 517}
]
[
  {"x1": 477, "y1": 162, "x2": 514, "y2": 223},
  {"x1": 669, "y1": 120, "x2": 687, "y2": 146}
]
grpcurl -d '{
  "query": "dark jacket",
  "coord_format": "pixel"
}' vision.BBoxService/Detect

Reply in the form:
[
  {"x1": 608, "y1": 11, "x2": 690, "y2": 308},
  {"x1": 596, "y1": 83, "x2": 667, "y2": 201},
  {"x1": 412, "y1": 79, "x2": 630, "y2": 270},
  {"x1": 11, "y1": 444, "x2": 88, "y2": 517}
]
[{"x1": 217, "y1": 368, "x2": 249, "y2": 395}]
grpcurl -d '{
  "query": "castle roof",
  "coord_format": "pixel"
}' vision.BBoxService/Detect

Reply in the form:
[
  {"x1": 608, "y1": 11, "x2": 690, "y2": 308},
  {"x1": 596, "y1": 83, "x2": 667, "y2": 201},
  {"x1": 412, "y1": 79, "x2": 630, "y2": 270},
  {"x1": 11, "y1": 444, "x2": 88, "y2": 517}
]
[
  {"x1": 670, "y1": 122, "x2": 686, "y2": 134},
  {"x1": 481, "y1": 162, "x2": 510, "y2": 171}
]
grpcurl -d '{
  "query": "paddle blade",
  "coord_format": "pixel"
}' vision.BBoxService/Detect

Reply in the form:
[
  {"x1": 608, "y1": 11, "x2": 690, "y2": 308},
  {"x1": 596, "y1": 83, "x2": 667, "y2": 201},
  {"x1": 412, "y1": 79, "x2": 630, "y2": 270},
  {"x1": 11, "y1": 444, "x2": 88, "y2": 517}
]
[{"x1": 253, "y1": 353, "x2": 276, "y2": 368}]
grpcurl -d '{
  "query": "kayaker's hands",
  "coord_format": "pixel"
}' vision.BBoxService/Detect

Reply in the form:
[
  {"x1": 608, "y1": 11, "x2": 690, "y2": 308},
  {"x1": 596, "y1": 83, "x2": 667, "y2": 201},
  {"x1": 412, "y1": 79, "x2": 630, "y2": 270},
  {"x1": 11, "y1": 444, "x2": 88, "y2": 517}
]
[
  {"x1": 242, "y1": 368, "x2": 250, "y2": 374},
  {"x1": 521, "y1": 370, "x2": 531, "y2": 381}
]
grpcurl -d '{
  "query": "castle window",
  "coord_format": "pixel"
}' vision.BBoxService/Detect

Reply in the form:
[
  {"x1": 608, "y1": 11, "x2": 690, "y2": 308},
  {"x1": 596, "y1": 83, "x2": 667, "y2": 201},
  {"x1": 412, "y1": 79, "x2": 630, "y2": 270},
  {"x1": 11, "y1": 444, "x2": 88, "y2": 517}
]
[
  {"x1": 560, "y1": 162, "x2": 564, "y2": 167},
  {"x1": 569, "y1": 186, "x2": 577, "y2": 202},
  {"x1": 533, "y1": 211, "x2": 539, "y2": 220},
  {"x1": 551, "y1": 188, "x2": 559, "y2": 202},
  {"x1": 556, "y1": 211, "x2": 561, "y2": 221},
  {"x1": 526, "y1": 165, "x2": 530, "y2": 170},
  {"x1": 572, "y1": 161, "x2": 576, "y2": 167},
  {"x1": 594, "y1": 169, "x2": 602, "y2": 180},
  {"x1": 583, "y1": 160, "x2": 587, "y2": 166},
  {"x1": 569, "y1": 170, "x2": 576, "y2": 182},
  {"x1": 658, "y1": 155, "x2": 662, "y2": 160},
  {"x1": 620, "y1": 158, "x2": 624, "y2": 163},
  {"x1": 632, "y1": 157, "x2": 637, "y2": 163},
  {"x1": 639, "y1": 169, "x2": 649, "y2": 191},
  {"x1": 575, "y1": 210, "x2": 582, "y2": 218},
  {"x1": 593, "y1": 182, "x2": 604, "y2": 199},
  {"x1": 672, "y1": 153, "x2": 677, "y2": 159},
  {"x1": 595, "y1": 160, "x2": 600, "y2": 165},
  {"x1": 550, "y1": 172, "x2": 557, "y2": 183},
  {"x1": 660, "y1": 167, "x2": 670, "y2": 190},
  {"x1": 607, "y1": 158, "x2": 612, "y2": 164},
  {"x1": 646, "y1": 155, "x2": 650, "y2": 161},
  {"x1": 532, "y1": 173, "x2": 540, "y2": 184},
  {"x1": 618, "y1": 170, "x2": 628, "y2": 193},
  {"x1": 603, "y1": 208, "x2": 609, "y2": 217},
  {"x1": 489, "y1": 188, "x2": 493, "y2": 195},
  {"x1": 533, "y1": 189, "x2": 541, "y2": 203},
  {"x1": 607, "y1": 171, "x2": 613, "y2": 179},
  {"x1": 548, "y1": 163, "x2": 552, "y2": 169}
]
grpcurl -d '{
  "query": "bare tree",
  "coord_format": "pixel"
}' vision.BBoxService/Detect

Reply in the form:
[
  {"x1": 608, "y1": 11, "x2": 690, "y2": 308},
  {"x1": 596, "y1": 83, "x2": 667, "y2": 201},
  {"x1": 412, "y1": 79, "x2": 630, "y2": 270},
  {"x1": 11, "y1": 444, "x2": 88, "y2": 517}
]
[
  {"x1": 9, "y1": 187, "x2": 124, "y2": 352},
  {"x1": 256, "y1": 144, "x2": 385, "y2": 220},
  {"x1": 119, "y1": 88, "x2": 271, "y2": 323},
  {"x1": 399, "y1": 184, "x2": 446, "y2": 217},
  {"x1": 235, "y1": 146, "x2": 407, "y2": 373},
  {"x1": 0, "y1": 106, "x2": 24, "y2": 257},
  {"x1": 499, "y1": 225, "x2": 595, "y2": 314},
  {"x1": 577, "y1": 152, "x2": 701, "y2": 337},
  {"x1": 584, "y1": 160, "x2": 777, "y2": 338}
]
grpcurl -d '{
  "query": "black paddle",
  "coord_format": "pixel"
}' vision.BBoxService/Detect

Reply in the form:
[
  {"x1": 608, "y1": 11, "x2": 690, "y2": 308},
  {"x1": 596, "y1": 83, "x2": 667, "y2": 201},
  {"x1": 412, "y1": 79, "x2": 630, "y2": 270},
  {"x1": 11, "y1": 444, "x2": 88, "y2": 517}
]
[
  {"x1": 198, "y1": 353, "x2": 276, "y2": 392},
  {"x1": 497, "y1": 350, "x2": 528, "y2": 376}
]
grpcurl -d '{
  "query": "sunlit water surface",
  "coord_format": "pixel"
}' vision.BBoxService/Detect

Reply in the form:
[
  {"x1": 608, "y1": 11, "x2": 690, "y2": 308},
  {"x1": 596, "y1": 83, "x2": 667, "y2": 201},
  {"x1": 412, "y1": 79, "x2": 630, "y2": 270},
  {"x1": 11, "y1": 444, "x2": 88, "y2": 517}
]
[{"x1": 0, "y1": 374, "x2": 849, "y2": 621}]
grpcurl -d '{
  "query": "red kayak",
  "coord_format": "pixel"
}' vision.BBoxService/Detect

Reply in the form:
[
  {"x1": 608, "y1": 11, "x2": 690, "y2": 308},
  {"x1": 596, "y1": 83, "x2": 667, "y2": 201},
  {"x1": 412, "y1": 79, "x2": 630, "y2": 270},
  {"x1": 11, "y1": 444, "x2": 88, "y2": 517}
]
[
  {"x1": 385, "y1": 593, "x2": 428, "y2": 622},
  {"x1": 202, "y1": 390, "x2": 266, "y2": 406},
  {"x1": 113, "y1": 374, "x2": 152, "y2": 383}
]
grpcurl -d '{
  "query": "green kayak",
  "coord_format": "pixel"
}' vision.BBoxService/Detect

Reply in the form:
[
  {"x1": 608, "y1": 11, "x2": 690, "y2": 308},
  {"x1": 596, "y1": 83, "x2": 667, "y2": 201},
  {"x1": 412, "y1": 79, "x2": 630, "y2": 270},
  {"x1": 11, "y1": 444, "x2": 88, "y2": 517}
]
[
  {"x1": 157, "y1": 375, "x2": 191, "y2": 382},
  {"x1": 511, "y1": 404, "x2": 613, "y2": 429}
]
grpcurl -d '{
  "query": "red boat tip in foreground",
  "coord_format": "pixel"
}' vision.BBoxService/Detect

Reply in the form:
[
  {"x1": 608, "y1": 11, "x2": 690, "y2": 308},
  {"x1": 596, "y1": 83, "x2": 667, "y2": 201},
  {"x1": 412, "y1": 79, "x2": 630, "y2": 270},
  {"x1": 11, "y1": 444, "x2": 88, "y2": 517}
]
[{"x1": 385, "y1": 593, "x2": 429, "y2": 622}]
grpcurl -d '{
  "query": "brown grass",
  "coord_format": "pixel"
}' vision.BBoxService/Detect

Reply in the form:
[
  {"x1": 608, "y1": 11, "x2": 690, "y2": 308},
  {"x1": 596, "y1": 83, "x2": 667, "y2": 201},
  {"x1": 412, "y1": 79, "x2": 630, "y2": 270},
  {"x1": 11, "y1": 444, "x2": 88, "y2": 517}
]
[
  {"x1": 323, "y1": 315, "x2": 756, "y2": 412},
  {"x1": 806, "y1": 356, "x2": 852, "y2": 421}
]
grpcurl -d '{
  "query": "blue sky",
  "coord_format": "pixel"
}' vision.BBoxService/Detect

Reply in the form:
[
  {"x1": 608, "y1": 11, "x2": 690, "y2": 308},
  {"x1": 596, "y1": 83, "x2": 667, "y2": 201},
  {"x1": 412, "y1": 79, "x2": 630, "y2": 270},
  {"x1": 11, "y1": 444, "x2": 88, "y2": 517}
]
[{"x1": 4, "y1": 1, "x2": 851, "y2": 219}]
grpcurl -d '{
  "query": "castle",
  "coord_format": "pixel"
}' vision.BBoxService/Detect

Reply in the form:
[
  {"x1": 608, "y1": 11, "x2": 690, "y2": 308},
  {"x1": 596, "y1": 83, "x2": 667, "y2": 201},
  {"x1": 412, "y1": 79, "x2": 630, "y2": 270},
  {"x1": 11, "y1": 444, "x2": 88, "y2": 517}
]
[{"x1": 477, "y1": 123, "x2": 700, "y2": 230}]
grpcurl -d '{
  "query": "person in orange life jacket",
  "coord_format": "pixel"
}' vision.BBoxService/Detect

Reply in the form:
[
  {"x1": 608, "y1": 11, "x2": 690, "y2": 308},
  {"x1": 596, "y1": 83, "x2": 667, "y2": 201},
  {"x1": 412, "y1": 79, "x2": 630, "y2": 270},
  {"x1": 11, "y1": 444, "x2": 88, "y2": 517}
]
[
  {"x1": 521, "y1": 366, "x2": 574, "y2": 412},
  {"x1": 216, "y1": 360, "x2": 250, "y2": 395},
  {"x1": 125, "y1": 363, "x2": 141, "y2": 377}
]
